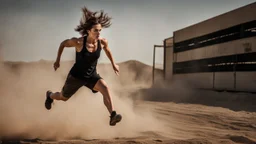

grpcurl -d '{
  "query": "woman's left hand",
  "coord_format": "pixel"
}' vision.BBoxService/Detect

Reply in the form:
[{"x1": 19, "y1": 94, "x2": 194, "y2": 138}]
[{"x1": 113, "y1": 64, "x2": 119, "y2": 76}]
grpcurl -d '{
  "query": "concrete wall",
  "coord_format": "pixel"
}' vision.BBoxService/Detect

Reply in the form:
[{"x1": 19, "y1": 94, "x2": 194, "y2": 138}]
[
  {"x1": 165, "y1": 2, "x2": 256, "y2": 92},
  {"x1": 175, "y1": 37, "x2": 256, "y2": 62},
  {"x1": 172, "y1": 72, "x2": 256, "y2": 92},
  {"x1": 214, "y1": 72, "x2": 235, "y2": 90},
  {"x1": 172, "y1": 36, "x2": 256, "y2": 91},
  {"x1": 236, "y1": 72, "x2": 256, "y2": 91},
  {"x1": 174, "y1": 2, "x2": 256, "y2": 43},
  {"x1": 171, "y1": 72, "x2": 236, "y2": 90},
  {"x1": 172, "y1": 73, "x2": 213, "y2": 89},
  {"x1": 164, "y1": 37, "x2": 173, "y2": 80}
]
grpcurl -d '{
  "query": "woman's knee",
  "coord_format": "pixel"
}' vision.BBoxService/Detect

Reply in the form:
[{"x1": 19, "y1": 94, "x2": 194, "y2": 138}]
[
  {"x1": 102, "y1": 83, "x2": 109, "y2": 92},
  {"x1": 96, "y1": 79, "x2": 109, "y2": 93}
]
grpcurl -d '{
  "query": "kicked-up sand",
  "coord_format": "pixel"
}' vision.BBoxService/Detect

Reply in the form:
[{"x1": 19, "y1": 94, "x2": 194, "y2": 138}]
[{"x1": 0, "y1": 60, "x2": 255, "y2": 144}]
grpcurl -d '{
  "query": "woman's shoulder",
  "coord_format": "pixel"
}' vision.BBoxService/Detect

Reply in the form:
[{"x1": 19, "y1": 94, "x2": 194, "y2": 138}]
[
  {"x1": 99, "y1": 37, "x2": 108, "y2": 45},
  {"x1": 70, "y1": 36, "x2": 84, "y2": 44}
]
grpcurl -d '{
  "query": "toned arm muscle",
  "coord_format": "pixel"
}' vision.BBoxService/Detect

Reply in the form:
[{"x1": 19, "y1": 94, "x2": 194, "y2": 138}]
[
  {"x1": 101, "y1": 38, "x2": 115, "y2": 65},
  {"x1": 55, "y1": 37, "x2": 78, "y2": 62},
  {"x1": 101, "y1": 38, "x2": 119, "y2": 75}
]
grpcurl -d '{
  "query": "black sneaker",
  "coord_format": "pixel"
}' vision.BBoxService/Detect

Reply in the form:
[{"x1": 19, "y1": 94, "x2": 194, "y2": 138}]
[
  {"x1": 45, "y1": 90, "x2": 53, "y2": 110},
  {"x1": 109, "y1": 111, "x2": 122, "y2": 126}
]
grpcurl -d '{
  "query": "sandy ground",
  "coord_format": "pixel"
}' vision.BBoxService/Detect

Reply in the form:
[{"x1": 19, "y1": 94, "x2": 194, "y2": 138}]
[{"x1": 0, "y1": 60, "x2": 255, "y2": 144}]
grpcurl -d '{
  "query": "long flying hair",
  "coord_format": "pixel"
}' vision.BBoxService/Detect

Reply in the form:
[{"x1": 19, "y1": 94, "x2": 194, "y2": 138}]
[{"x1": 75, "y1": 6, "x2": 112, "y2": 36}]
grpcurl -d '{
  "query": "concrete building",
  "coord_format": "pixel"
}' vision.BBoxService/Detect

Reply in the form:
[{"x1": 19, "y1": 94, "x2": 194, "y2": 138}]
[{"x1": 163, "y1": 2, "x2": 256, "y2": 92}]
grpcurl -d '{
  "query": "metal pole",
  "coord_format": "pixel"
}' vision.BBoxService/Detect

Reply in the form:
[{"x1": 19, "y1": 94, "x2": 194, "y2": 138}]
[
  {"x1": 213, "y1": 66, "x2": 215, "y2": 89},
  {"x1": 234, "y1": 54, "x2": 237, "y2": 90},
  {"x1": 152, "y1": 46, "x2": 156, "y2": 85},
  {"x1": 163, "y1": 40, "x2": 166, "y2": 80}
]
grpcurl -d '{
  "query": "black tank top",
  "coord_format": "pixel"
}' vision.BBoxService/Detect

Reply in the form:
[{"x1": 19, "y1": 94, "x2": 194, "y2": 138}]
[{"x1": 69, "y1": 36, "x2": 102, "y2": 79}]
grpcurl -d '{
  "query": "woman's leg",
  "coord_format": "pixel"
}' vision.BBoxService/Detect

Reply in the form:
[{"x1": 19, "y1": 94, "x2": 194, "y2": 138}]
[
  {"x1": 45, "y1": 91, "x2": 69, "y2": 110},
  {"x1": 45, "y1": 74, "x2": 83, "y2": 110},
  {"x1": 49, "y1": 91, "x2": 69, "y2": 101},
  {"x1": 93, "y1": 79, "x2": 122, "y2": 126},
  {"x1": 93, "y1": 79, "x2": 114, "y2": 114}
]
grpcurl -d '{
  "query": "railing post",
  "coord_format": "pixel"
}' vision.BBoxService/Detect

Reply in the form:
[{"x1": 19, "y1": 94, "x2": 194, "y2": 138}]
[{"x1": 152, "y1": 46, "x2": 156, "y2": 85}]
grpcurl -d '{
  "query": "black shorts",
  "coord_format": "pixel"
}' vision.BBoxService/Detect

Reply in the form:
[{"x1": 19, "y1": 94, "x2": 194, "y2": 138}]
[{"x1": 61, "y1": 73, "x2": 102, "y2": 98}]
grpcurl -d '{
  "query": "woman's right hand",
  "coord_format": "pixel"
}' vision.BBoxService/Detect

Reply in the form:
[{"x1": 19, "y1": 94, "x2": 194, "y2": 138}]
[{"x1": 53, "y1": 61, "x2": 60, "y2": 71}]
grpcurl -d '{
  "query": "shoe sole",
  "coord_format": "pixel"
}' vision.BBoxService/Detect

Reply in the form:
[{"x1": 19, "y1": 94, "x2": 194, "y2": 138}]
[
  {"x1": 45, "y1": 91, "x2": 52, "y2": 110},
  {"x1": 110, "y1": 114, "x2": 122, "y2": 126}
]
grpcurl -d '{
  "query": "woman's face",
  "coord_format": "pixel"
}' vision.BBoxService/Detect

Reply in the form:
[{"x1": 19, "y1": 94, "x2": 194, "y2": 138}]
[{"x1": 88, "y1": 23, "x2": 102, "y2": 40}]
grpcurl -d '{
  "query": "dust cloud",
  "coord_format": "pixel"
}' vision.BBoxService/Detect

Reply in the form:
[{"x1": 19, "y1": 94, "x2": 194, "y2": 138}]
[
  {"x1": 0, "y1": 58, "x2": 166, "y2": 141},
  {"x1": 135, "y1": 77, "x2": 256, "y2": 112},
  {"x1": 1, "y1": 53, "x2": 255, "y2": 144}
]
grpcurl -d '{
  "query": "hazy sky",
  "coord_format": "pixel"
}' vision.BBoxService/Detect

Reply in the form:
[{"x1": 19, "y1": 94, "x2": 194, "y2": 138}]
[{"x1": 0, "y1": 0, "x2": 255, "y2": 65}]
